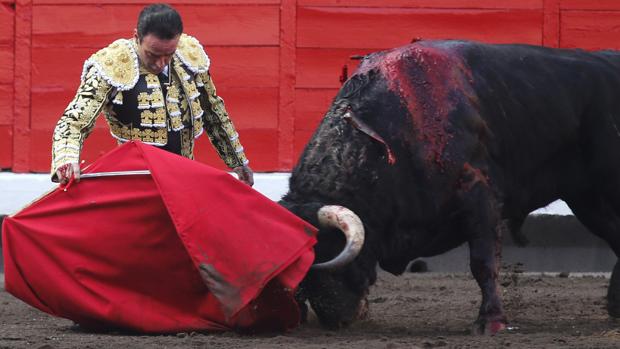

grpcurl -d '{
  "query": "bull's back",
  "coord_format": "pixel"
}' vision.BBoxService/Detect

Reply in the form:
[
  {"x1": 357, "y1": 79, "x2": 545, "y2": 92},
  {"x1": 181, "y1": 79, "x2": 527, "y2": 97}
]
[
  {"x1": 363, "y1": 40, "x2": 620, "y2": 212},
  {"x1": 461, "y1": 42, "x2": 613, "y2": 136},
  {"x1": 459, "y1": 42, "x2": 620, "y2": 210}
]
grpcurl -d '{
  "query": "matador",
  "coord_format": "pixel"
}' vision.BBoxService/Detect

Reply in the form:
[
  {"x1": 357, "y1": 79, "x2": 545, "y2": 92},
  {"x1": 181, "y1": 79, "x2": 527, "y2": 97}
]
[{"x1": 51, "y1": 3, "x2": 253, "y2": 186}]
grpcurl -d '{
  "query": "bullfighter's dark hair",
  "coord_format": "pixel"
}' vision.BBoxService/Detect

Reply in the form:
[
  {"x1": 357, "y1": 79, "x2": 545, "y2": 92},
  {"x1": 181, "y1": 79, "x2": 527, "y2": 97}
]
[{"x1": 137, "y1": 3, "x2": 183, "y2": 41}]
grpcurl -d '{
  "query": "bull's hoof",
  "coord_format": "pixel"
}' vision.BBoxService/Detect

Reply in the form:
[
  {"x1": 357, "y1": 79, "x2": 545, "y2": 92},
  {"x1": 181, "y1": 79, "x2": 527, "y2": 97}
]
[
  {"x1": 607, "y1": 260, "x2": 620, "y2": 318},
  {"x1": 471, "y1": 319, "x2": 507, "y2": 336},
  {"x1": 357, "y1": 297, "x2": 369, "y2": 320},
  {"x1": 298, "y1": 301, "x2": 309, "y2": 323},
  {"x1": 607, "y1": 298, "x2": 620, "y2": 318}
]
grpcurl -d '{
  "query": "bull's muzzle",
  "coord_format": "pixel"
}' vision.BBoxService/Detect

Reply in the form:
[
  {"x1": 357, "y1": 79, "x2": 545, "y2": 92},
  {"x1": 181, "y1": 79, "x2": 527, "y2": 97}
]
[{"x1": 311, "y1": 205, "x2": 365, "y2": 270}]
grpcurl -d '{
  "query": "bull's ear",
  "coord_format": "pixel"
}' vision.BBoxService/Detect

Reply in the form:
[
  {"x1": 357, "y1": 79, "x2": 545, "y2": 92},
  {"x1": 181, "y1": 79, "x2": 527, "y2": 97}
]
[{"x1": 341, "y1": 110, "x2": 396, "y2": 165}]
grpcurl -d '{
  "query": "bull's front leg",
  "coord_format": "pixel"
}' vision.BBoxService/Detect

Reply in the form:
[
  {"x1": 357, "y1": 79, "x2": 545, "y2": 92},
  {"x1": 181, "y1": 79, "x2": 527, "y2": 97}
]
[
  {"x1": 459, "y1": 167, "x2": 507, "y2": 335},
  {"x1": 468, "y1": 229, "x2": 507, "y2": 335}
]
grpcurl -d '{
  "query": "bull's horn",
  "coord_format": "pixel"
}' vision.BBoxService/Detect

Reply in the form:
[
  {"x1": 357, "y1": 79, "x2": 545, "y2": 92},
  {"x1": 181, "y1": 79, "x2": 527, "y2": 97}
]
[{"x1": 311, "y1": 205, "x2": 365, "y2": 270}]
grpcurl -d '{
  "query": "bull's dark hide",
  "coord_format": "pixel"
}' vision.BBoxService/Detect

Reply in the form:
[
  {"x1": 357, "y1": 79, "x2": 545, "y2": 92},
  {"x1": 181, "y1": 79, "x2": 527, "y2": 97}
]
[{"x1": 280, "y1": 40, "x2": 620, "y2": 334}]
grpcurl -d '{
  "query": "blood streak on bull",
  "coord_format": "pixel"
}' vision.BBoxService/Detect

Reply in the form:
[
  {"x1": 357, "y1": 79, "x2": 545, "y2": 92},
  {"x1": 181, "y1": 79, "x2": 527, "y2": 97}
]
[{"x1": 360, "y1": 43, "x2": 476, "y2": 169}]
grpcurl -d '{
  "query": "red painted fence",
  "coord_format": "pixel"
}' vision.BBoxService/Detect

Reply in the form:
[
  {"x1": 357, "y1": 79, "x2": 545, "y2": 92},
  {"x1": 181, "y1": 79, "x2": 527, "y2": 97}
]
[{"x1": 3, "y1": 0, "x2": 620, "y2": 173}]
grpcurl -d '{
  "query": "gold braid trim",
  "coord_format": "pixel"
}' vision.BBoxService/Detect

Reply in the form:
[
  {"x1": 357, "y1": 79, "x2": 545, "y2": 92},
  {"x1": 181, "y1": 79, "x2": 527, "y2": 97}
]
[
  {"x1": 51, "y1": 66, "x2": 114, "y2": 177},
  {"x1": 82, "y1": 39, "x2": 140, "y2": 91},
  {"x1": 199, "y1": 72, "x2": 249, "y2": 168},
  {"x1": 175, "y1": 34, "x2": 210, "y2": 74}
]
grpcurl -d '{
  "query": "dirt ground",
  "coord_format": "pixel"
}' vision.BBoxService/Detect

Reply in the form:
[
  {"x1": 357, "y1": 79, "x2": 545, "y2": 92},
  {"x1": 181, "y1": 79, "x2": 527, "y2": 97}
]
[{"x1": 1, "y1": 269, "x2": 620, "y2": 349}]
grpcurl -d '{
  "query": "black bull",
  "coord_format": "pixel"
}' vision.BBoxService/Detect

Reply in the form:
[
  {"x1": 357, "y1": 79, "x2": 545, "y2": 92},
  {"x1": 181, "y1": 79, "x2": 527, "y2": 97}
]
[{"x1": 279, "y1": 40, "x2": 620, "y2": 334}]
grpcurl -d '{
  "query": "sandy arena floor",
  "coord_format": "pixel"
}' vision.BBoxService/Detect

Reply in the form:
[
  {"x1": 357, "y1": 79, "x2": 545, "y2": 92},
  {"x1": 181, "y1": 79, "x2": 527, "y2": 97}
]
[{"x1": 1, "y1": 269, "x2": 620, "y2": 349}]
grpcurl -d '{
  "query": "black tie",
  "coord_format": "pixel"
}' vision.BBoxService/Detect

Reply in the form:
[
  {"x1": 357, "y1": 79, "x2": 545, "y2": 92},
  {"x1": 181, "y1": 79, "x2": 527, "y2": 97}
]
[{"x1": 158, "y1": 72, "x2": 169, "y2": 97}]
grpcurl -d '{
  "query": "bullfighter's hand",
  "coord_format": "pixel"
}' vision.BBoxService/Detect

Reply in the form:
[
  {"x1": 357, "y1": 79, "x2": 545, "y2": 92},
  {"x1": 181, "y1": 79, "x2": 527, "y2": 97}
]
[
  {"x1": 55, "y1": 162, "x2": 81, "y2": 184},
  {"x1": 233, "y1": 165, "x2": 254, "y2": 187}
]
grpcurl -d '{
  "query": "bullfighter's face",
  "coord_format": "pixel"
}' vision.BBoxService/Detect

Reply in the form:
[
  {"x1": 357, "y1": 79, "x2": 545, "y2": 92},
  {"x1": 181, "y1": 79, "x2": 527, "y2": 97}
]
[{"x1": 135, "y1": 32, "x2": 180, "y2": 75}]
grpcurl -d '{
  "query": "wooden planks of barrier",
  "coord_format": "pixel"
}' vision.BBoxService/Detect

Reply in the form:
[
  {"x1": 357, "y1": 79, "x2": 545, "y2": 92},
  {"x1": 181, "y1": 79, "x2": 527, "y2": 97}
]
[{"x1": 4, "y1": 0, "x2": 620, "y2": 172}]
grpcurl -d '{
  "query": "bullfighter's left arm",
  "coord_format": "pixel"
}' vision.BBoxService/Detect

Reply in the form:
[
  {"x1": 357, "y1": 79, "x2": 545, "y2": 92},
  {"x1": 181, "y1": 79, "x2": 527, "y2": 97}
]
[{"x1": 197, "y1": 72, "x2": 249, "y2": 169}]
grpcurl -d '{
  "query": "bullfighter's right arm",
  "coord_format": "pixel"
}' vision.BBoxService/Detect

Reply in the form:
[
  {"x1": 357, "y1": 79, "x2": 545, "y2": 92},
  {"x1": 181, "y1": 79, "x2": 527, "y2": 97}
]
[{"x1": 51, "y1": 66, "x2": 114, "y2": 180}]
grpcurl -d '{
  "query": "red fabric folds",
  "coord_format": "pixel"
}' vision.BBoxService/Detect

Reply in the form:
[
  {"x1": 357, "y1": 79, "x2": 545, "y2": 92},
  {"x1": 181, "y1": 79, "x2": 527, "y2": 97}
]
[{"x1": 2, "y1": 141, "x2": 316, "y2": 333}]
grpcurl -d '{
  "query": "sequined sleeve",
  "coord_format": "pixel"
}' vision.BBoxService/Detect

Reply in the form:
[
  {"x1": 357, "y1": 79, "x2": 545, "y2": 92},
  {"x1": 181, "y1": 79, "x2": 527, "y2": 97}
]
[
  {"x1": 51, "y1": 66, "x2": 114, "y2": 178},
  {"x1": 198, "y1": 72, "x2": 249, "y2": 168}
]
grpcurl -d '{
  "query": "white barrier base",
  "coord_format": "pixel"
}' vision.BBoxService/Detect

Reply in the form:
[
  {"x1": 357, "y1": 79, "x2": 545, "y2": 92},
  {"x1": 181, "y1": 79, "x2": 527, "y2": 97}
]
[{"x1": 0, "y1": 172, "x2": 573, "y2": 216}]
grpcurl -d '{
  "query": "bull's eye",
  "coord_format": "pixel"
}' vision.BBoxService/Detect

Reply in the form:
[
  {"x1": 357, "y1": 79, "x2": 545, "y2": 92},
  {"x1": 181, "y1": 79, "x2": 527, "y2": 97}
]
[{"x1": 335, "y1": 102, "x2": 351, "y2": 115}]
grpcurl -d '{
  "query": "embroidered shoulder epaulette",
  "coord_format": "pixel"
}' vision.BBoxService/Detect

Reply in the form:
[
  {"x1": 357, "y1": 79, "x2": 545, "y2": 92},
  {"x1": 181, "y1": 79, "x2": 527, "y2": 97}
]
[
  {"x1": 81, "y1": 39, "x2": 140, "y2": 91},
  {"x1": 175, "y1": 34, "x2": 211, "y2": 74}
]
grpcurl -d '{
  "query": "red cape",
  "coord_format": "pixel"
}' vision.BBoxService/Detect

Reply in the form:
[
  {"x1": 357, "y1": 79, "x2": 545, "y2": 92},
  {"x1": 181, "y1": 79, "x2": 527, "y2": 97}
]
[{"x1": 2, "y1": 141, "x2": 316, "y2": 333}]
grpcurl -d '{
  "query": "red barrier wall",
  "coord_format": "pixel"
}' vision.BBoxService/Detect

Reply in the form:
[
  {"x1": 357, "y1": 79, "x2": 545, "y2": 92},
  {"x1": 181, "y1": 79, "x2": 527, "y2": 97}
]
[
  {"x1": 4, "y1": 0, "x2": 620, "y2": 173},
  {"x1": 0, "y1": 1, "x2": 15, "y2": 170}
]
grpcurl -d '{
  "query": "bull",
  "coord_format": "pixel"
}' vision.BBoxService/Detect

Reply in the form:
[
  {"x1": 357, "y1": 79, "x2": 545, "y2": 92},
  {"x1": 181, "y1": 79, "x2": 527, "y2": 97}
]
[{"x1": 280, "y1": 40, "x2": 620, "y2": 335}]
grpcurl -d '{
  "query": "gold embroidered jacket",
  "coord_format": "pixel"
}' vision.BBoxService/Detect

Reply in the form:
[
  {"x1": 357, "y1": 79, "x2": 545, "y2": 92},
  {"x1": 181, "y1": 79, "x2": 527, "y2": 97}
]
[{"x1": 52, "y1": 34, "x2": 248, "y2": 177}]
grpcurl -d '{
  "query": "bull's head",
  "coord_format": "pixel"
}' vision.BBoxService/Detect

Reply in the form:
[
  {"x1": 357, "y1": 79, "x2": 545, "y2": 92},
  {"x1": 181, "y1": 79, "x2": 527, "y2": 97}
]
[
  {"x1": 280, "y1": 201, "x2": 373, "y2": 329},
  {"x1": 282, "y1": 59, "x2": 406, "y2": 328}
]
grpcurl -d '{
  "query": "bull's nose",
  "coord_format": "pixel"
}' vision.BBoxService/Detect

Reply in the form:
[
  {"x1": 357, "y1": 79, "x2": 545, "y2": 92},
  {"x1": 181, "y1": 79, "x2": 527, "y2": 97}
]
[
  {"x1": 337, "y1": 320, "x2": 352, "y2": 329},
  {"x1": 320, "y1": 316, "x2": 355, "y2": 330},
  {"x1": 330, "y1": 298, "x2": 369, "y2": 329}
]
